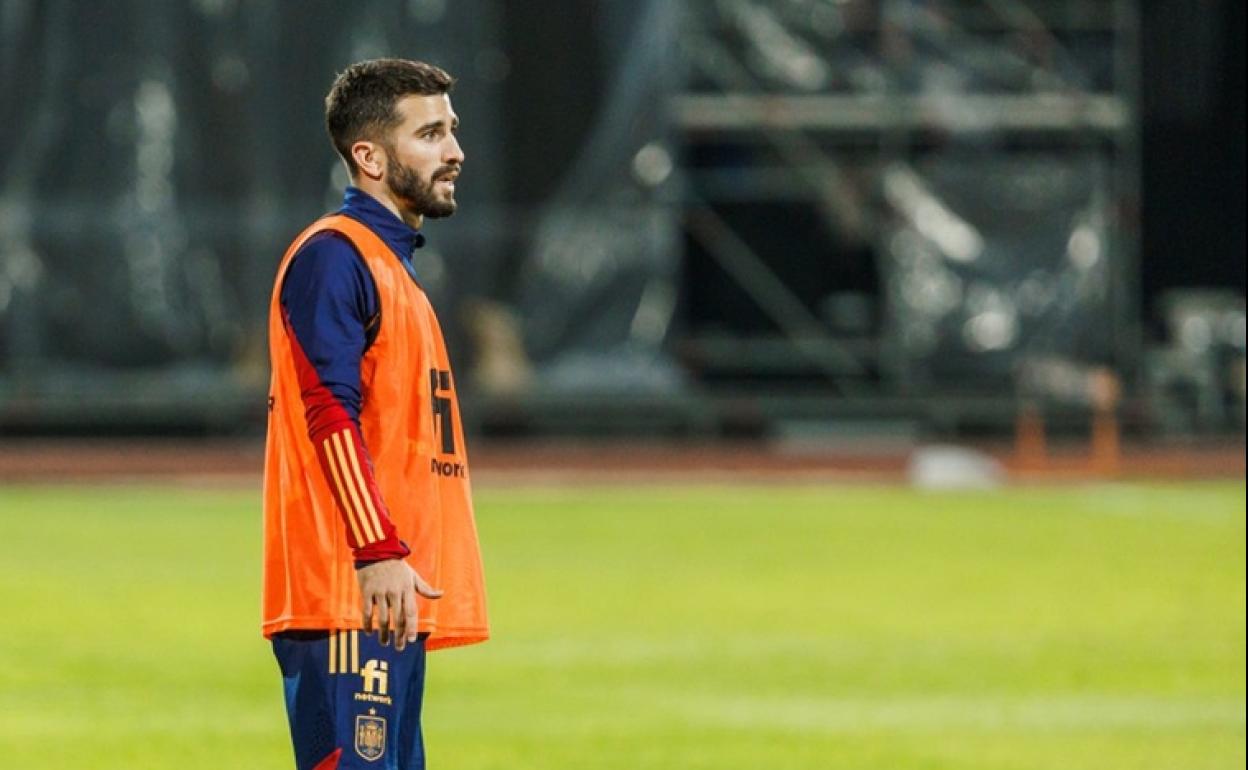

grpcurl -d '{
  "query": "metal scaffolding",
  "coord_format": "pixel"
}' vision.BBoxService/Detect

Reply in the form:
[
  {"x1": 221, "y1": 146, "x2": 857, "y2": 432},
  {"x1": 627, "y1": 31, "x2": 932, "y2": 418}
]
[{"x1": 675, "y1": 0, "x2": 1142, "y2": 430}]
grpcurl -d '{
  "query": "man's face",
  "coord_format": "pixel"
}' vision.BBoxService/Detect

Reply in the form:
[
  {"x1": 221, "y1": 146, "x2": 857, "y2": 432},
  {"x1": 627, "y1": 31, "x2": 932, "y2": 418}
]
[{"x1": 383, "y1": 93, "x2": 464, "y2": 220}]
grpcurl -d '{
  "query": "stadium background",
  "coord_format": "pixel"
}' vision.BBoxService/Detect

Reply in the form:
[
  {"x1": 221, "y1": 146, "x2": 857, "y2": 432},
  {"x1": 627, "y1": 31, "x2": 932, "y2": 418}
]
[{"x1": 0, "y1": 1, "x2": 1243, "y2": 769}]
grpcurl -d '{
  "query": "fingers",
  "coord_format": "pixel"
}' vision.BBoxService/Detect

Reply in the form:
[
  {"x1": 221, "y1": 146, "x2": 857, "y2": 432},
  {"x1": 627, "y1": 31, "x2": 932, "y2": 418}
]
[
  {"x1": 413, "y1": 572, "x2": 444, "y2": 600},
  {"x1": 357, "y1": 563, "x2": 440, "y2": 650},
  {"x1": 396, "y1": 588, "x2": 419, "y2": 652},
  {"x1": 377, "y1": 590, "x2": 399, "y2": 647},
  {"x1": 361, "y1": 593, "x2": 375, "y2": 635}
]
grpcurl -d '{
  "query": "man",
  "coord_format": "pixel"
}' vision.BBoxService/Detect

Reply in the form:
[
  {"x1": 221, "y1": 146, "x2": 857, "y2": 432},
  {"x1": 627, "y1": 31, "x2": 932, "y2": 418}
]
[{"x1": 262, "y1": 58, "x2": 488, "y2": 770}]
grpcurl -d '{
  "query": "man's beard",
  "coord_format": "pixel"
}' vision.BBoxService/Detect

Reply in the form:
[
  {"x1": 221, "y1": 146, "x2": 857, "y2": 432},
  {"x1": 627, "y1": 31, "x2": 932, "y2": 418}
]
[{"x1": 386, "y1": 154, "x2": 458, "y2": 220}]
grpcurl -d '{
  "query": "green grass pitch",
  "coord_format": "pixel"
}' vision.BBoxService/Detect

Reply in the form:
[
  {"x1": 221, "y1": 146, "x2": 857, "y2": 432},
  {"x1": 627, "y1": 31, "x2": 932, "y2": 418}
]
[{"x1": 0, "y1": 481, "x2": 1243, "y2": 769}]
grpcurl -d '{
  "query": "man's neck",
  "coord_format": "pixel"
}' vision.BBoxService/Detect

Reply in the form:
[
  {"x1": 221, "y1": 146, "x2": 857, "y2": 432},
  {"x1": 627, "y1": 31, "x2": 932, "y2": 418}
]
[{"x1": 352, "y1": 180, "x2": 424, "y2": 230}]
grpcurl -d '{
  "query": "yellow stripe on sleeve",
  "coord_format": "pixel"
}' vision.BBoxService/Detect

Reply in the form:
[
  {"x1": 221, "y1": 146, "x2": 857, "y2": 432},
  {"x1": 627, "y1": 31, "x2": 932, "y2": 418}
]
[
  {"x1": 351, "y1": 630, "x2": 360, "y2": 673},
  {"x1": 322, "y1": 436, "x2": 368, "y2": 546},
  {"x1": 328, "y1": 630, "x2": 338, "y2": 675},
  {"x1": 330, "y1": 430, "x2": 378, "y2": 543},
  {"x1": 341, "y1": 430, "x2": 386, "y2": 541}
]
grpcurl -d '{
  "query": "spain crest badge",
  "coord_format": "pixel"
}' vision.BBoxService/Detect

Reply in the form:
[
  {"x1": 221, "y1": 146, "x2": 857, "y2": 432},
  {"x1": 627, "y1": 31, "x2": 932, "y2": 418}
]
[{"x1": 355, "y1": 711, "x2": 387, "y2": 762}]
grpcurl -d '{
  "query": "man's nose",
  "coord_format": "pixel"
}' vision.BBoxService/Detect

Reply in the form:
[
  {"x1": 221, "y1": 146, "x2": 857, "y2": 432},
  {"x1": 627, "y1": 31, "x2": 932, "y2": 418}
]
[{"x1": 444, "y1": 135, "x2": 465, "y2": 165}]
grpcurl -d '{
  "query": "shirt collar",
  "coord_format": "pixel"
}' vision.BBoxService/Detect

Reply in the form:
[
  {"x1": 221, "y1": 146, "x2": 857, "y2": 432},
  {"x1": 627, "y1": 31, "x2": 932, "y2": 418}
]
[{"x1": 339, "y1": 186, "x2": 426, "y2": 261}]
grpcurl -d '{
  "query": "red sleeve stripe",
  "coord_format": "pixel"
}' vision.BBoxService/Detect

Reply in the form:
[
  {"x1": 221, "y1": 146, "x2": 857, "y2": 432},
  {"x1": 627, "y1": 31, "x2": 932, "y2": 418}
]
[{"x1": 322, "y1": 429, "x2": 378, "y2": 545}]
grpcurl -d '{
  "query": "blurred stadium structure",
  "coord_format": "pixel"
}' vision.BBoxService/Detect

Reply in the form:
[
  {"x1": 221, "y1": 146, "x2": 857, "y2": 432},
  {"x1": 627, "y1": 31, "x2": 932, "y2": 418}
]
[{"x1": 0, "y1": 0, "x2": 1243, "y2": 443}]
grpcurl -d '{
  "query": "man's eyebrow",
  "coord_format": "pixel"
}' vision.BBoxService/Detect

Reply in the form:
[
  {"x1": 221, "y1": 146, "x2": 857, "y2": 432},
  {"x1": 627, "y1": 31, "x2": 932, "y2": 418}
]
[{"x1": 415, "y1": 117, "x2": 460, "y2": 133}]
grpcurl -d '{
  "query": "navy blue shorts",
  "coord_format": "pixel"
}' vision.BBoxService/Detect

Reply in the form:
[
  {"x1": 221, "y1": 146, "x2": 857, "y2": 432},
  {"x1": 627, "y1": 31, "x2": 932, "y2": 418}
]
[{"x1": 272, "y1": 630, "x2": 428, "y2": 770}]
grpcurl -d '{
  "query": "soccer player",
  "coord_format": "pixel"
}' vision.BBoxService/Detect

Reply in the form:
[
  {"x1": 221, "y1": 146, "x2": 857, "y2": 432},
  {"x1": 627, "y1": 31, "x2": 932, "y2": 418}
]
[{"x1": 262, "y1": 59, "x2": 488, "y2": 770}]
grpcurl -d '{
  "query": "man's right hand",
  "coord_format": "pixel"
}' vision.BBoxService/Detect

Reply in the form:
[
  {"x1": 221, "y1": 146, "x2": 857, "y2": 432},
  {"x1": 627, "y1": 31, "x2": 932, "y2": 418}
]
[{"x1": 356, "y1": 559, "x2": 443, "y2": 651}]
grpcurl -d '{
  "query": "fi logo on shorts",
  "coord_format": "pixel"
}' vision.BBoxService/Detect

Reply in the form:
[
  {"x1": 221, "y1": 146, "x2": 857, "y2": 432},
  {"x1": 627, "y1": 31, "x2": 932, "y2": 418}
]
[
  {"x1": 360, "y1": 659, "x2": 389, "y2": 695},
  {"x1": 353, "y1": 658, "x2": 393, "y2": 706}
]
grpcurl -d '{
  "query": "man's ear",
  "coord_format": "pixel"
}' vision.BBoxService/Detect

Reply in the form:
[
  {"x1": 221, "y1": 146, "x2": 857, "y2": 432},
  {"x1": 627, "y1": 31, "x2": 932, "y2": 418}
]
[{"x1": 351, "y1": 140, "x2": 386, "y2": 181}]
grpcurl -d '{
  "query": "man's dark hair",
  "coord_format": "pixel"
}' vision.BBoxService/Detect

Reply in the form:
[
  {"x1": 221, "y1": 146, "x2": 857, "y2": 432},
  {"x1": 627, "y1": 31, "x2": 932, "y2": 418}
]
[{"x1": 325, "y1": 58, "x2": 455, "y2": 174}]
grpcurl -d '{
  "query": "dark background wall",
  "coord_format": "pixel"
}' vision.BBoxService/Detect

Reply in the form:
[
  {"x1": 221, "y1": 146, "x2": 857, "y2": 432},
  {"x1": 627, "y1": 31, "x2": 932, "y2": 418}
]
[{"x1": 1139, "y1": 0, "x2": 1245, "y2": 332}]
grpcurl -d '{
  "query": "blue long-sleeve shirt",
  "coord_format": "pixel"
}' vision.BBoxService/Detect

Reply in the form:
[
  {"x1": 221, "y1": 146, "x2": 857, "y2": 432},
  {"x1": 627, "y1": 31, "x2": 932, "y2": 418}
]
[
  {"x1": 278, "y1": 187, "x2": 425, "y2": 562},
  {"x1": 280, "y1": 187, "x2": 425, "y2": 423}
]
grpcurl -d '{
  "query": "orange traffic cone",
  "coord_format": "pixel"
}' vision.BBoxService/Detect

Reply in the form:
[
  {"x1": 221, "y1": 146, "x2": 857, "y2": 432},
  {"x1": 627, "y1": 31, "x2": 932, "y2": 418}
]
[
  {"x1": 1089, "y1": 369, "x2": 1122, "y2": 477},
  {"x1": 1015, "y1": 401, "x2": 1048, "y2": 473}
]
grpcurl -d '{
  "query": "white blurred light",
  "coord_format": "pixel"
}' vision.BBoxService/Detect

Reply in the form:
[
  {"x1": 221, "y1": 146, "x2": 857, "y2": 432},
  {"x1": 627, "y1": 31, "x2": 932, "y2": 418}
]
[
  {"x1": 1067, "y1": 225, "x2": 1101, "y2": 270},
  {"x1": 963, "y1": 309, "x2": 1017, "y2": 352},
  {"x1": 0, "y1": 241, "x2": 43, "y2": 296},
  {"x1": 630, "y1": 280, "x2": 676, "y2": 346},
  {"x1": 908, "y1": 445, "x2": 1004, "y2": 490},
  {"x1": 884, "y1": 165, "x2": 983, "y2": 263},
  {"x1": 914, "y1": 200, "x2": 982, "y2": 263},
  {"x1": 1224, "y1": 311, "x2": 1247, "y2": 349},
  {"x1": 135, "y1": 79, "x2": 176, "y2": 214},
  {"x1": 1179, "y1": 315, "x2": 1214, "y2": 352},
  {"x1": 632, "y1": 142, "x2": 673, "y2": 187},
  {"x1": 0, "y1": 203, "x2": 41, "y2": 315},
  {"x1": 902, "y1": 270, "x2": 961, "y2": 315},
  {"x1": 735, "y1": 1, "x2": 830, "y2": 91}
]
